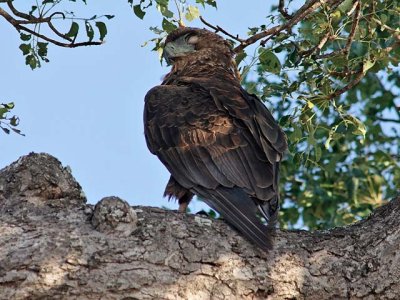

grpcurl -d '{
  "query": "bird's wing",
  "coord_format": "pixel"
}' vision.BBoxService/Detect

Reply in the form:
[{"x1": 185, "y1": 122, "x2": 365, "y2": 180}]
[
  {"x1": 144, "y1": 82, "x2": 286, "y2": 250},
  {"x1": 194, "y1": 78, "x2": 288, "y2": 161}
]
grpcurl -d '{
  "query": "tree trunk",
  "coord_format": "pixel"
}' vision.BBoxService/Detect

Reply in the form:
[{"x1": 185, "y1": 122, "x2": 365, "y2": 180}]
[{"x1": 0, "y1": 153, "x2": 399, "y2": 299}]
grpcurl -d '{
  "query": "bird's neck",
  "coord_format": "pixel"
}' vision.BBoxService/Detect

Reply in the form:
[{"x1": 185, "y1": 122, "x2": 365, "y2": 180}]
[{"x1": 164, "y1": 52, "x2": 241, "y2": 84}]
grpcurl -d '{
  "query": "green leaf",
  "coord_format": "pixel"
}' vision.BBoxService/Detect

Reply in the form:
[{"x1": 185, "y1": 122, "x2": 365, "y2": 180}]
[
  {"x1": 279, "y1": 115, "x2": 291, "y2": 126},
  {"x1": 4, "y1": 103, "x2": 14, "y2": 109},
  {"x1": 9, "y1": 116, "x2": 18, "y2": 126},
  {"x1": 133, "y1": 4, "x2": 146, "y2": 19},
  {"x1": 29, "y1": 5, "x2": 37, "y2": 15},
  {"x1": 363, "y1": 59, "x2": 375, "y2": 75},
  {"x1": 1, "y1": 127, "x2": 10, "y2": 134},
  {"x1": 235, "y1": 51, "x2": 247, "y2": 66},
  {"x1": 95, "y1": 22, "x2": 107, "y2": 41},
  {"x1": 19, "y1": 44, "x2": 31, "y2": 55},
  {"x1": 20, "y1": 33, "x2": 31, "y2": 41},
  {"x1": 343, "y1": 115, "x2": 366, "y2": 137},
  {"x1": 258, "y1": 49, "x2": 281, "y2": 74},
  {"x1": 315, "y1": 146, "x2": 322, "y2": 162},
  {"x1": 0, "y1": 109, "x2": 7, "y2": 118},
  {"x1": 37, "y1": 42, "x2": 48, "y2": 58},
  {"x1": 66, "y1": 22, "x2": 79, "y2": 39},
  {"x1": 162, "y1": 18, "x2": 177, "y2": 33},
  {"x1": 338, "y1": 0, "x2": 353, "y2": 14},
  {"x1": 203, "y1": 0, "x2": 217, "y2": 8},
  {"x1": 26, "y1": 54, "x2": 37, "y2": 70},
  {"x1": 185, "y1": 5, "x2": 200, "y2": 22},
  {"x1": 158, "y1": 4, "x2": 173, "y2": 18},
  {"x1": 291, "y1": 123, "x2": 303, "y2": 141},
  {"x1": 12, "y1": 128, "x2": 24, "y2": 135},
  {"x1": 85, "y1": 21, "x2": 94, "y2": 42}
]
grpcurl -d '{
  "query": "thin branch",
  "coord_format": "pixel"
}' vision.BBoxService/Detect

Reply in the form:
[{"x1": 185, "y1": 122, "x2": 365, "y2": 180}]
[
  {"x1": 376, "y1": 117, "x2": 400, "y2": 124},
  {"x1": 47, "y1": 21, "x2": 73, "y2": 42},
  {"x1": 200, "y1": 16, "x2": 244, "y2": 43},
  {"x1": 372, "y1": 17, "x2": 400, "y2": 34},
  {"x1": 0, "y1": 6, "x2": 20, "y2": 27},
  {"x1": 18, "y1": 24, "x2": 102, "y2": 48},
  {"x1": 279, "y1": 0, "x2": 293, "y2": 20},
  {"x1": 6, "y1": 0, "x2": 33, "y2": 20},
  {"x1": 329, "y1": 68, "x2": 361, "y2": 77},
  {"x1": 344, "y1": 1, "x2": 360, "y2": 51},
  {"x1": 48, "y1": 11, "x2": 65, "y2": 19},
  {"x1": 316, "y1": 0, "x2": 361, "y2": 59},
  {"x1": 0, "y1": 3, "x2": 103, "y2": 48},
  {"x1": 328, "y1": 65, "x2": 364, "y2": 99},
  {"x1": 298, "y1": 30, "x2": 331, "y2": 57},
  {"x1": 173, "y1": 0, "x2": 184, "y2": 27}
]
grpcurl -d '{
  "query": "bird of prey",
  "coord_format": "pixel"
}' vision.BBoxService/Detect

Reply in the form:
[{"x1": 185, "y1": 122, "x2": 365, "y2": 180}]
[{"x1": 143, "y1": 27, "x2": 288, "y2": 251}]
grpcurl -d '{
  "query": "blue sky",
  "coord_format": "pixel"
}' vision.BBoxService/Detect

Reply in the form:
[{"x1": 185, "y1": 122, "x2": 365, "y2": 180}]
[{"x1": 0, "y1": 0, "x2": 272, "y2": 211}]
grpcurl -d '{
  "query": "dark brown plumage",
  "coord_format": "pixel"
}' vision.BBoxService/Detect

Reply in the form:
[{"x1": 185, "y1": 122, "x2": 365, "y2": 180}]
[{"x1": 143, "y1": 27, "x2": 288, "y2": 251}]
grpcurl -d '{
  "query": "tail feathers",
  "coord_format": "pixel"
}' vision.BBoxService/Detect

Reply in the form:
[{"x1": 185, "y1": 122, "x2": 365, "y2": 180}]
[
  {"x1": 258, "y1": 161, "x2": 281, "y2": 229},
  {"x1": 196, "y1": 187, "x2": 275, "y2": 251},
  {"x1": 257, "y1": 195, "x2": 279, "y2": 228}
]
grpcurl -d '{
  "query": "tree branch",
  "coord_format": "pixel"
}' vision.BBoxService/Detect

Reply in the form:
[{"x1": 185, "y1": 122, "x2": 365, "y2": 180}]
[
  {"x1": 329, "y1": 68, "x2": 361, "y2": 77},
  {"x1": 18, "y1": 24, "x2": 102, "y2": 48},
  {"x1": 278, "y1": 0, "x2": 292, "y2": 20},
  {"x1": 233, "y1": 0, "x2": 344, "y2": 53},
  {"x1": 328, "y1": 65, "x2": 364, "y2": 99},
  {"x1": 0, "y1": 1, "x2": 104, "y2": 49},
  {"x1": 6, "y1": 0, "x2": 35, "y2": 20},
  {"x1": 1, "y1": 153, "x2": 400, "y2": 299},
  {"x1": 298, "y1": 30, "x2": 331, "y2": 58},
  {"x1": 376, "y1": 117, "x2": 400, "y2": 124},
  {"x1": 199, "y1": 16, "x2": 244, "y2": 43},
  {"x1": 316, "y1": 0, "x2": 361, "y2": 59},
  {"x1": 47, "y1": 21, "x2": 73, "y2": 42}
]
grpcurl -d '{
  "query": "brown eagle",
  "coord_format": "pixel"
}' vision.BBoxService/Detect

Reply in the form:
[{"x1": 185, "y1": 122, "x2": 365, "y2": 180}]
[{"x1": 144, "y1": 27, "x2": 287, "y2": 251}]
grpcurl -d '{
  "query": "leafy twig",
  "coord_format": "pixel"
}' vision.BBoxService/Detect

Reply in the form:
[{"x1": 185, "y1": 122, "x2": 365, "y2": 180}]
[
  {"x1": 0, "y1": 1, "x2": 105, "y2": 48},
  {"x1": 316, "y1": 0, "x2": 361, "y2": 59}
]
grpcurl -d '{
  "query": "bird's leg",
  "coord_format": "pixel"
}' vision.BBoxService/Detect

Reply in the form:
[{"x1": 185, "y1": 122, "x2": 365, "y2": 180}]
[
  {"x1": 178, "y1": 191, "x2": 193, "y2": 213},
  {"x1": 178, "y1": 201, "x2": 189, "y2": 213},
  {"x1": 164, "y1": 176, "x2": 194, "y2": 213}
]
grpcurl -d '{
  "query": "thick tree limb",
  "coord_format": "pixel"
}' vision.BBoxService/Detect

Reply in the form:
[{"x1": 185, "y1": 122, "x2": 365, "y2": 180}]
[{"x1": 0, "y1": 153, "x2": 399, "y2": 299}]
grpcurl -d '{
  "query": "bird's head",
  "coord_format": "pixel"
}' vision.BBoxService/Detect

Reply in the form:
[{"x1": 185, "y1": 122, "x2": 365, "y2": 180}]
[{"x1": 163, "y1": 27, "x2": 233, "y2": 65}]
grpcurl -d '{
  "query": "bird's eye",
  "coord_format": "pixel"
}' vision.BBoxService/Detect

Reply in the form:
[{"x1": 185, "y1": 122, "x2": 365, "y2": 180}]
[{"x1": 185, "y1": 34, "x2": 199, "y2": 44}]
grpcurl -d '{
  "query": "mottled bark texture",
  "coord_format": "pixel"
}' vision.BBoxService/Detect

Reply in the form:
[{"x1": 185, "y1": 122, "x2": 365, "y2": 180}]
[{"x1": 0, "y1": 153, "x2": 399, "y2": 299}]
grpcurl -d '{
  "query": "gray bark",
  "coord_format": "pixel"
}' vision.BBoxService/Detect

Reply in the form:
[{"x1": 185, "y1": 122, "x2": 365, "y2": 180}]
[{"x1": 0, "y1": 153, "x2": 399, "y2": 299}]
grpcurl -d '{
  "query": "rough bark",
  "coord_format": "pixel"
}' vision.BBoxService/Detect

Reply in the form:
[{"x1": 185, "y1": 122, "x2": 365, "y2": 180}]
[{"x1": 0, "y1": 153, "x2": 399, "y2": 300}]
